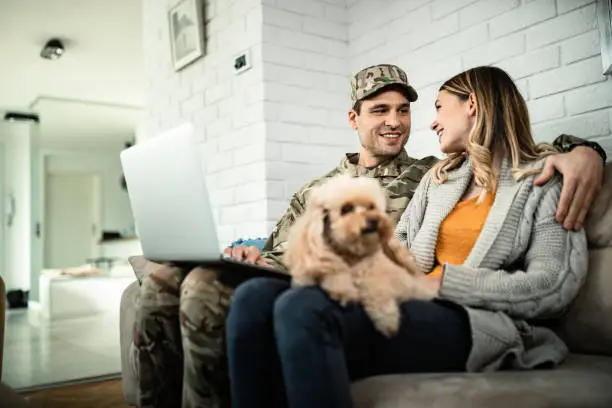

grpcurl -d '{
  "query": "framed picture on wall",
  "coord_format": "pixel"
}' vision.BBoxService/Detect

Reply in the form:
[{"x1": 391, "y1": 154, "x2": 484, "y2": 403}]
[
  {"x1": 168, "y1": 0, "x2": 205, "y2": 71},
  {"x1": 597, "y1": 0, "x2": 612, "y2": 76}
]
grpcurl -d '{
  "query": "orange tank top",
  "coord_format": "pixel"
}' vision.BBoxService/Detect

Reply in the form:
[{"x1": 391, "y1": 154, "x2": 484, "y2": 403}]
[{"x1": 430, "y1": 191, "x2": 495, "y2": 278}]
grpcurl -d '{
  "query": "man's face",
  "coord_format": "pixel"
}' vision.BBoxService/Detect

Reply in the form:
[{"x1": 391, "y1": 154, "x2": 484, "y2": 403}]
[{"x1": 348, "y1": 89, "x2": 411, "y2": 162}]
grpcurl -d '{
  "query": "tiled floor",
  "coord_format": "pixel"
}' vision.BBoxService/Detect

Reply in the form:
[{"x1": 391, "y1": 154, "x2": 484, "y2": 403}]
[{"x1": 3, "y1": 308, "x2": 122, "y2": 391}]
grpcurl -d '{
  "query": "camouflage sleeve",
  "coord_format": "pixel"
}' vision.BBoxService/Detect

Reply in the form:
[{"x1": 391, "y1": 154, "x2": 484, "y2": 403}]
[
  {"x1": 259, "y1": 191, "x2": 309, "y2": 273},
  {"x1": 552, "y1": 134, "x2": 607, "y2": 162}
]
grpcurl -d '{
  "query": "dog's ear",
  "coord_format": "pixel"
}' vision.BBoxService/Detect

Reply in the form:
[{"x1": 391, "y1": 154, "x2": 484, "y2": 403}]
[
  {"x1": 285, "y1": 205, "x2": 346, "y2": 279},
  {"x1": 285, "y1": 205, "x2": 328, "y2": 278},
  {"x1": 378, "y1": 213, "x2": 395, "y2": 242}
]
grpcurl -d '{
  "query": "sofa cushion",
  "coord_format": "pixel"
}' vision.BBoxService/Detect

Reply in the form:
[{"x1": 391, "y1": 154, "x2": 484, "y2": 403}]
[
  {"x1": 351, "y1": 354, "x2": 612, "y2": 408},
  {"x1": 549, "y1": 164, "x2": 612, "y2": 356},
  {"x1": 555, "y1": 247, "x2": 612, "y2": 356},
  {"x1": 584, "y1": 162, "x2": 612, "y2": 248}
]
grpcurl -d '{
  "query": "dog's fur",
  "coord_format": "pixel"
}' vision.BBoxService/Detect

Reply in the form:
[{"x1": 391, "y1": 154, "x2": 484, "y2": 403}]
[{"x1": 285, "y1": 174, "x2": 437, "y2": 337}]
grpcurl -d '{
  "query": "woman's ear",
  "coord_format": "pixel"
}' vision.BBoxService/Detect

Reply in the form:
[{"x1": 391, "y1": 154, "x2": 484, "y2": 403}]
[{"x1": 467, "y1": 93, "x2": 477, "y2": 117}]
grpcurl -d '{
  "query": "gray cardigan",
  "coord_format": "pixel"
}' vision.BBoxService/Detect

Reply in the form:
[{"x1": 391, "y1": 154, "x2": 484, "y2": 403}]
[{"x1": 396, "y1": 156, "x2": 589, "y2": 372}]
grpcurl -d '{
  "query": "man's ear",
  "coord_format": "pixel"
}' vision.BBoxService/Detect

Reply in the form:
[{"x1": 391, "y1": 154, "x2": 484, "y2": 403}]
[{"x1": 348, "y1": 109, "x2": 359, "y2": 130}]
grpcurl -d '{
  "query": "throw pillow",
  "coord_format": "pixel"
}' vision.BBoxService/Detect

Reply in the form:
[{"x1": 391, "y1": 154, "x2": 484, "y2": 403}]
[
  {"x1": 584, "y1": 162, "x2": 612, "y2": 248},
  {"x1": 128, "y1": 255, "x2": 180, "y2": 285}
]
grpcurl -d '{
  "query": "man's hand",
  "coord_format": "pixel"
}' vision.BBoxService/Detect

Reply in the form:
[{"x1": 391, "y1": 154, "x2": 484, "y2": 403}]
[
  {"x1": 222, "y1": 245, "x2": 271, "y2": 266},
  {"x1": 534, "y1": 146, "x2": 604, "y2": 230}
]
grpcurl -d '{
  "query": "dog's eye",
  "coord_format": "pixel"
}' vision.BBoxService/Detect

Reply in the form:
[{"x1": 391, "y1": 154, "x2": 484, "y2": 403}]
[
  {"x1": 367, "y1": 203, "x2": 375, "y2": 210},
  {"x1": 340, "y1": 204, "x2": 354, "y2": 215}
]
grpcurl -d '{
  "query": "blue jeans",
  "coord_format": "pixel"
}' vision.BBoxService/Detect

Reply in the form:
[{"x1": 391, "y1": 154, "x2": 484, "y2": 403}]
[{"x1": 226, "y1": 277, "x2": 472, "y2": 408}]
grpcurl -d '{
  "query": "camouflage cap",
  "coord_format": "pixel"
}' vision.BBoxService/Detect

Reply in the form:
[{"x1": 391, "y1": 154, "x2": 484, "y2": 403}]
[{"x1": 351, "y1": 64, "x2": 418, "y2": 105}]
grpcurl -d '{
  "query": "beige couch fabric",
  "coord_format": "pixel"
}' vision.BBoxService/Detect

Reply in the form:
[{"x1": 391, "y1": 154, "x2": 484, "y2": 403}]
[
  {"x1": 351, "y1": 354, "x2": 612, "y2": 408},
  {"x1": 584, "y1": 163, "x2": 612, "y2": 248},
  {"x1": 557, "y1": 248, "x2": 612, "y2": 356}
]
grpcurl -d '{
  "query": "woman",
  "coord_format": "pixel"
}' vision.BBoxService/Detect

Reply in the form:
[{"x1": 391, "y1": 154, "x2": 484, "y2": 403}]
[{"x1": 224, "y1": 66, "x2": 589, "y2": 408}]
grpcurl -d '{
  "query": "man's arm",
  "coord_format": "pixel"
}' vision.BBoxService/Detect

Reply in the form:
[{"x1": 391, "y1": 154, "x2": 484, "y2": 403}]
[
  {"x1": 259, "y1": 193, "x2": 309, "y2": 272},
  {"x1": 535, "y1": 134, "x2": 607, "y2": 230},
  {"x1": 552, "y1": 134, "x2": 607, "y2": 162},
  {"x1": 225, "y1": 175, "x2": 332, "y2": 269}
]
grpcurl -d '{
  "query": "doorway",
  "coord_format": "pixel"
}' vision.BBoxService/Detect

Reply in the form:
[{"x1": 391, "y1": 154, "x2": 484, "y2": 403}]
[{"x1": 44, "y1": 173, "x2": 101, "y2": 269}]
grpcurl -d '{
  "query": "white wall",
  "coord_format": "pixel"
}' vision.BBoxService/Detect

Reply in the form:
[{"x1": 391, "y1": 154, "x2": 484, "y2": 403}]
[
  {"x1": 261, "y1": 0, "x2": 355, "y2": 225},
  {"x1": 141, "y1": 0, "x2": 612, "y2": 242},
  {"x1": 141, "y1": 0, "x2": 267, "y2": 246},
  {"x1": 45, "y1": 152, "x2": 134, "y2": 232},
  {"x1": 2, "y1": 122, "x2": 33, "y2": 292},
  {"x1": 348, "y1": 0, "x2": 612, "y2": 158}
]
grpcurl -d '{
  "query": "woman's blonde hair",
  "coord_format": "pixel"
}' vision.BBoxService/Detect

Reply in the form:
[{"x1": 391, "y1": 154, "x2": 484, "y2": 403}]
[{"x1": 431, "y1": 66, "x2": 555, "y2": 199}]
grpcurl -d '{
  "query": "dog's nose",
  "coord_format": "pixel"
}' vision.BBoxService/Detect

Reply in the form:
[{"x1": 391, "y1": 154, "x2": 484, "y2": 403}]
[{"x1": 362, "y1": 218, "x2": 378, "y2": 234}]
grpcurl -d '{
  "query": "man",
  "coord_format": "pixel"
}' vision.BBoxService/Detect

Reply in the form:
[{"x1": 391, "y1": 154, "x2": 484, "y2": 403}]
[{"x1": 135, "y1": 64, "x2": 606, "y2": 408}]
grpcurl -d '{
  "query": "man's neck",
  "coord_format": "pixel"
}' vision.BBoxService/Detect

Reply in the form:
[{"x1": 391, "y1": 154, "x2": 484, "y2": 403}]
[{"x1": 357, "y1": 151, "x2": 397, "y2": 168}]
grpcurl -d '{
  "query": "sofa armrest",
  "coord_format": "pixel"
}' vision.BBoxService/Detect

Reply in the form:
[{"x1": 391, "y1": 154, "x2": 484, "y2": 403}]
[
  {"x1": 0, "y1": 383, "x2": 28, "y2": 407},
  {"x1": 120, "y1": 280, "x2": 140, "y2": 406}
]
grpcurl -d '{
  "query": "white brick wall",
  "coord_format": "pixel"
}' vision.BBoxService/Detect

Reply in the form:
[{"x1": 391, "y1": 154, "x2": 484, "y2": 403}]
[
  {"x1": 140, "y1": 0, "x2": 612, "y2": 244},
  {"x1": 348, "y1": 0, "x2": 612, "y2": 160},
  {"x1": 261, "y1": 0, "x2": 354, "y2": 224},
  {"x1": 140, "y1": 0, "x2": 266, "y2": 246}
]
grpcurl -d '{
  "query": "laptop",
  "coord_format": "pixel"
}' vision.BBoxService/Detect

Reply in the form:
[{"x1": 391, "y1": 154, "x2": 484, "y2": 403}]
[{"x1": 119, "y1": 123, "x2": 290, "y2": 287}]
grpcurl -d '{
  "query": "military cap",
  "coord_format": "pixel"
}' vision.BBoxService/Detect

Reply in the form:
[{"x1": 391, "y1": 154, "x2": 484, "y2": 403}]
[{"x1": 350, "y1": 64, "x2": 418, "y2": 104}]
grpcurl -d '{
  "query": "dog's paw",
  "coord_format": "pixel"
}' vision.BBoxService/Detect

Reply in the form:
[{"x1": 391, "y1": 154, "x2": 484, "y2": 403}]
[
  {"x1": 373, "y1": 315, "x2": 400, "y2": 338},
  {"x1": 291, "y1": 275, "x2": 317, "y2": 287},
  {"x1": 321, "y1": 272, "x2": 360, "y2": 307},
  {"x1": 328, "y1": 286, "x2": 360, "y2": 307},
  {"x1": 364, "y1": 301, "x2": 401, "y2": 337}
]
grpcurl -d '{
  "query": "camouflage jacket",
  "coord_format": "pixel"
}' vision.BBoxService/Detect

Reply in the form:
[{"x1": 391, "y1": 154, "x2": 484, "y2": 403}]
[
  {"x1": 260, "y1": 150, "x2": 439, "y2": 271},
  {"x1": 260, "y1": 134, "x2": 605, "y2": 271}
]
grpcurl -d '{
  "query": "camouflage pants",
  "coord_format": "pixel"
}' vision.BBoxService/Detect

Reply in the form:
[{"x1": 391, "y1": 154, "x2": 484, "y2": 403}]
[{"x1": 133, "y1": 266, "x2": 234, "y2": 408}]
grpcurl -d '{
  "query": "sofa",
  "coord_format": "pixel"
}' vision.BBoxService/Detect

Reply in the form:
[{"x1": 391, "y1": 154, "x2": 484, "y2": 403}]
[
  {"x1": 119, "y1": 164, "x2": 612, "y2": 408},
  {"x1": 0, "y1": 275, "x2": 5, "y2": 381},
  {"x1": 0, "y1": 277, "x2": 30, "y2": 407}
]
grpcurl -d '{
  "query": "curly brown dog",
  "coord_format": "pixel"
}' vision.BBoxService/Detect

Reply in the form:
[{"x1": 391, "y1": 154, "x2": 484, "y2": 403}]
[{"x1": 285, "y1": 174, "x2": 437, "y2": 337}]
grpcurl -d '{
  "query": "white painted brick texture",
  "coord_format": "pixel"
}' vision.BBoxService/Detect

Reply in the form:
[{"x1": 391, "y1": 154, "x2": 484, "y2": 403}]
[
  {"x1": 140, "y1": 0, "x2": 266, "y2": 246},
  {"x1": 348, "y1": 0, "x2": 612, "y2": 161},
  {"x1": 140, "y1": 0, "x2": 612, "y2": 246},
  {"x1": 262, "y1": 0, "x2": 354, "y2": 224}
]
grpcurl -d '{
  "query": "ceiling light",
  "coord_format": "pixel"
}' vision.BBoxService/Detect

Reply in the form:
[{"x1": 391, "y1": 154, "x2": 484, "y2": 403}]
[
  {"x1": 3, "y1": 112, "x2": 40, "y2": 123},
  {"x1": 40, "y1": 38, "x2": 65, "y2": 60}
]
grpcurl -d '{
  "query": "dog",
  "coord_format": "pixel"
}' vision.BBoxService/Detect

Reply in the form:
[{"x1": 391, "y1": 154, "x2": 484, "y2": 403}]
[{"x1": 284, "y1": 174, "x2": 437, "y2": 337}]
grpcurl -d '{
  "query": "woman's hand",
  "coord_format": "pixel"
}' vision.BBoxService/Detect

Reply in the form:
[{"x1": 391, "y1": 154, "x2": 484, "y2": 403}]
[{"x1": 422, "y1": 275, "x2": 441, "y2": 295}]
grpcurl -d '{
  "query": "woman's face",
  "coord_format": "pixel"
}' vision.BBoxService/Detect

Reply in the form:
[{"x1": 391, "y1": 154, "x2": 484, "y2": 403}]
[{"x1": 430, "y1": 90, "x2": 475, "y2": 154}]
